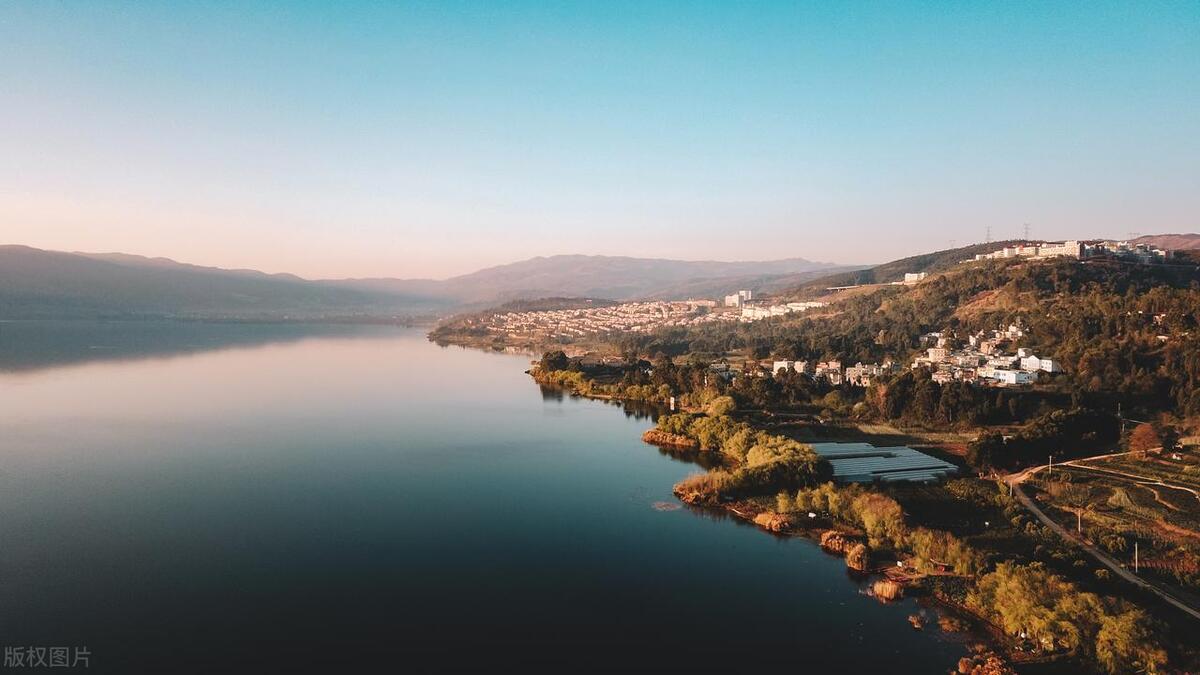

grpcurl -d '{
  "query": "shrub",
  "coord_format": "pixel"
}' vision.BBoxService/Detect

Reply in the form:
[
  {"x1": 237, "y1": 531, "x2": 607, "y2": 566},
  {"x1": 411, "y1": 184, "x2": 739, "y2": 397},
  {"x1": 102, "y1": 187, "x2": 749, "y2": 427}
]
[
  {"x1": 846, "y1": 543, "x2": 870, "y2": 571},
  {"x1": 873, "y1": 579, "x2": 903, "y2": 601},
  {"x1": 704, "y1": 395, "x2": 736, "y2": 417}
]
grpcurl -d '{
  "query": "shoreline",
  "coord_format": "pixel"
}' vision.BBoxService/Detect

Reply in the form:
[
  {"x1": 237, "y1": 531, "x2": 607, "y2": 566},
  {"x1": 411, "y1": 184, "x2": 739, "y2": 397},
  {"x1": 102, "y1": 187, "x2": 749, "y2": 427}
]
[
  {"x1": 669, "y1": 488, "x2": 1041, "y2": 668},
  {"x1": 531, "y1": 368, "x2": 1031, "y2": 670}
]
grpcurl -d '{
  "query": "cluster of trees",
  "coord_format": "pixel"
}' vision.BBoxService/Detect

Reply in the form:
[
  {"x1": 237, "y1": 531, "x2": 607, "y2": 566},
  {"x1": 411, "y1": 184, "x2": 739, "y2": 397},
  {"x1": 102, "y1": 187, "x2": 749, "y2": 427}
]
[
  {"x1": 617, "y1": 257, "x2": 1200, "y2": 423},
  {"x1": 966, "y1": 408, "x2": 1120, "y2": 470},
  {"x1": 968, "y1": 562, "x2": 1167, "y2": 673},
  {"x1": 782, "y1": 482, "x2": 984, "y2": 575},
  {"x1": 1015, "y1": 264, "x2": 1200, "y2": 415},
  {"x1": 780, "y1": 479, "x2": 1166, "y2": 672},
  {"x1": 665, "y1": 413, "x2": 831, "y2": 503},
  {"x1": 618, "y1": 260, "x2": 1030, "y2": 366},
  {"x1": 867, "y1": 369, "x2": 1056, "y2": 428},
  {"x1": 536, "y1": 350, "x2": 742, "y2": 409},
  {"x1": 1126, "y1": 421, "x2": 1179, "y2": 456}
]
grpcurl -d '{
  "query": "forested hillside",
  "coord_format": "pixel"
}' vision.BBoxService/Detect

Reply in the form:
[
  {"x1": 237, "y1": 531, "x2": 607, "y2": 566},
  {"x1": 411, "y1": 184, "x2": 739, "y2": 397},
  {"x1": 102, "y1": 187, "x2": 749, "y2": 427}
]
[{"x1": 617, "y1": 255, "x2": 1200, "y2": 421}]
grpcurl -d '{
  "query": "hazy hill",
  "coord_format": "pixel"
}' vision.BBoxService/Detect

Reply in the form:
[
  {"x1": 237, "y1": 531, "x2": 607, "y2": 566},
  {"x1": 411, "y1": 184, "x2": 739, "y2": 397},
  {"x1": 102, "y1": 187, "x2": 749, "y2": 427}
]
[
  {"x1": 1130, "y1": 233, "x2": 1200, "y2": 250},
  {"x1": 336, "y1": 254, "x2": 849, "y2": 305},
  {"x1": 0, "y1": 246, "x2": 442, "y2": 320},
  {"x1": 638, "y1": 266, "x2": 862, "y2": 301},
  {"x1": 0, "y1": 247, "x2": 850, "y2": 320},
  {"x1": 785, "y1": 241, "x2": 1019, "y2": 297}
]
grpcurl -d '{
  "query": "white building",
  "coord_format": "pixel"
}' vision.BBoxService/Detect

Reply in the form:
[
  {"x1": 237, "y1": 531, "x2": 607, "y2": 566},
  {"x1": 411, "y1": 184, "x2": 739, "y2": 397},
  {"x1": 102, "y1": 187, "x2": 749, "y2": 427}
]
[
  {"x1": 1020, "y1": 355, "x2": 1062, "y2": 373},
  {"x1": 816, "y1": 361, "x2": 843, "y2": 385},
  {"x1": 932, "y1": 370, "x2": 955, "y2": 384},
  {"x1": 1039, "y1": 358, "x2": 1063, "y2": 373},
  {"x1": 974, "y1": 241, "x2": 1082, "y2": 261},
  {"x1": 773, "y1": 360, "x2": 796, "y2": 374},
  {"x1": 904, "y1": 272, "x2": 928, "y2": 284},
  {"x1": 845, "y1": 362, "x2": 893, "y2": 387},
  {"x1": 724, "y1": 294, "x2": 744, "y2": 308},
  {"x1": 991, "y1": 369, "x2": 1035, "y2": 386},
  {"x1": 786, "y1": 301, "x2": 827, "y2": 311}
]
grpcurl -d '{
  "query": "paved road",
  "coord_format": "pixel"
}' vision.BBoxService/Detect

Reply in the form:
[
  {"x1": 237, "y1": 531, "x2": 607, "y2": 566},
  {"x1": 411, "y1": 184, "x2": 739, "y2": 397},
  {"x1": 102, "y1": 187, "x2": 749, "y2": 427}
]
[{"x1": 1005, "y1": 457, "x2": 1200, "y2": 622}]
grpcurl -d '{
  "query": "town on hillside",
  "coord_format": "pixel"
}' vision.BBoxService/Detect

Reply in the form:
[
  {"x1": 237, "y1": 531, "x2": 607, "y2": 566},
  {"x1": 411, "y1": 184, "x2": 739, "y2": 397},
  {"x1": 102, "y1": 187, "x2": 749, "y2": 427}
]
[{"x1": 471, "y1": 289, "x2": 830, "y2": 342}]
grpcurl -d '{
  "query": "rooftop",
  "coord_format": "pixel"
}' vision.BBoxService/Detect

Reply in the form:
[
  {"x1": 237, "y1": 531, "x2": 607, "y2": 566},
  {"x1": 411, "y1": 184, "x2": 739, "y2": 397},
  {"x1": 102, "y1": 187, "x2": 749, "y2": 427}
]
[{"x1": 810, "y1": 442, "x2": 959, "y2": 484}]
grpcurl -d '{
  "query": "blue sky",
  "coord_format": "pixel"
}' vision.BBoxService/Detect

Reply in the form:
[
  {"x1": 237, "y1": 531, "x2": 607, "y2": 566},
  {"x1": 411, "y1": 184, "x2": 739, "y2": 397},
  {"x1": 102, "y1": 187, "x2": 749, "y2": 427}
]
[{"x1": 2, "y1": 1, "x2": 1197, "y2": 278}]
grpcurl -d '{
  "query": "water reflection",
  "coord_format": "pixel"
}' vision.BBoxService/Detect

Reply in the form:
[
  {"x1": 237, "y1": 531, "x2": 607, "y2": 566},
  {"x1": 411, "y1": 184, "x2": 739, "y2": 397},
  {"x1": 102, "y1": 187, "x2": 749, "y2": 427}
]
[
  {"x1": 0, "y1": 320, "x2": 399, "y2": 373},
  {"x1": 538, "y1": 384, "x2": 664, "y2": 423},
  {"x1": 0, "y1": 322, "x2": 969, "y2": 673}
]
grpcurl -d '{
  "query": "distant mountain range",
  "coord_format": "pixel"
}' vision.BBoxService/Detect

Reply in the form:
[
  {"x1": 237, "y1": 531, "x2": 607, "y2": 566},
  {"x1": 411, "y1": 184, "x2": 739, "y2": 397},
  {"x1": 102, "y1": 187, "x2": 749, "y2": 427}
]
[
  {"x1": 338, "y1": 254, "x2": 854, "y2": 305},
  {"x1": 0, "y1": 245, "x2": 855, "y2": 320}
]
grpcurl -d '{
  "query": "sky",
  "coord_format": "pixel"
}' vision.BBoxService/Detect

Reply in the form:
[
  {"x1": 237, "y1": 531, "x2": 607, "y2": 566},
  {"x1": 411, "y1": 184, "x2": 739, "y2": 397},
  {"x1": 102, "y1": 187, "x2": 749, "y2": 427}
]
[{"x1": 1, "y1": 1, "x2": 1197, "y2": 279}]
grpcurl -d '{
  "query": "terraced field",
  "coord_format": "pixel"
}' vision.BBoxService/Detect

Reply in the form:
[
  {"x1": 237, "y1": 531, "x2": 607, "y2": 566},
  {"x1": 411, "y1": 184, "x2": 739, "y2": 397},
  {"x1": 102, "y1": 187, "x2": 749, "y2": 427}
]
[{"x1": 1027, "y1": 450, "x2": 1200, "y2": 594}]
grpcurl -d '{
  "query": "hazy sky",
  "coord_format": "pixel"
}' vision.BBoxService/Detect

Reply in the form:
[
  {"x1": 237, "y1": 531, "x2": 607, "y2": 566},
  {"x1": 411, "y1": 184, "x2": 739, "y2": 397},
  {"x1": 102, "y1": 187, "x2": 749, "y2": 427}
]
[{"x1": 2, "y1": 2, "x2": 1197, "y2": 279}]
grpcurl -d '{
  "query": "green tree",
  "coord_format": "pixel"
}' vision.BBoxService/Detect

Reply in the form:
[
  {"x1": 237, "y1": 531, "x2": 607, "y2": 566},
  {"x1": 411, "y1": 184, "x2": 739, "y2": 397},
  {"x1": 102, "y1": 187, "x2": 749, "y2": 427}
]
[
  {"x1": 705, "y1": 395, "x2": 736, "y2": 417},
  {"x1": 1095, "y1": 610, "x2": 1167, "y2": 674}
]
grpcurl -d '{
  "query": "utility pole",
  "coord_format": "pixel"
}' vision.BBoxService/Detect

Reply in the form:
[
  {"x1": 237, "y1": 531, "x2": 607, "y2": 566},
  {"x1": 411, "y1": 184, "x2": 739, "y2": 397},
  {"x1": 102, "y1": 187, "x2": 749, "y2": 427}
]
[
  {"x1": 1048, "y1": 454, "x2": 1053, "y2": 477},
  {"x1": 1135, "y1": 541, "x2": 1139, "y2": 573}
]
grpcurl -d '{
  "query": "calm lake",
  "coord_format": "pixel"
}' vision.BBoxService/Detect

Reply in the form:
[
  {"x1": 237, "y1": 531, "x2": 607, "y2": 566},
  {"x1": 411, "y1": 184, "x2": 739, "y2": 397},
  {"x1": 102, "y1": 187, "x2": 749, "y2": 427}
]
[{"x1": 0, "y1": 322, "x2": 968, "y2": 673}]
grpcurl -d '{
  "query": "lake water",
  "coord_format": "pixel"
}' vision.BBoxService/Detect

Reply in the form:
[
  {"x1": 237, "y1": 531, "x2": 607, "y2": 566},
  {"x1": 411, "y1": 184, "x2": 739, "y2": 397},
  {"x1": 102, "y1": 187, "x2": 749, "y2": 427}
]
[{"x1": 0, "y1": 322, "x2": 968, "y2": 673}]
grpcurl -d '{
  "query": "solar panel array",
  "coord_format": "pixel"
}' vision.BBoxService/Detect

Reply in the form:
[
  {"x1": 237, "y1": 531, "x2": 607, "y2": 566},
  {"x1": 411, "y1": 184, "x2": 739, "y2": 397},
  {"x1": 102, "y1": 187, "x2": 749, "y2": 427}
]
[{"x1": 809, "y1": 442, "x2": 959, "y2": 484}]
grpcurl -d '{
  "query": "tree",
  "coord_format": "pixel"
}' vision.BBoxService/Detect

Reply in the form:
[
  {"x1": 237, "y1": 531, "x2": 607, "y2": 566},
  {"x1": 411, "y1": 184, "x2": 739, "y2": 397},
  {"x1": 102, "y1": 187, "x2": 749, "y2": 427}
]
[
  {"x1": 967, "y1": 431, "x2": 1006, "y2": 471},
  {"x1": 1055, "y1": 482, "x2": 1095, "y2": 535},
  {"x1": 846, "y1": 542, "x2": 870, "y2": 571},
  {"x1": 1127, "y1": 423, "x2": 1162, "y2": 458},
  {"x1": 1095, "y1": 609, "x2": 1167, "y2": 674},
  {"x1": 1157, "y1": 423, "x2": 1180, "y2": 453},
  {"x1": 539, "y1": 350, "x2": 570, "y2": 372},
  {"x1": 705, "y1": 395, "x2": 736, "y2": 417}
]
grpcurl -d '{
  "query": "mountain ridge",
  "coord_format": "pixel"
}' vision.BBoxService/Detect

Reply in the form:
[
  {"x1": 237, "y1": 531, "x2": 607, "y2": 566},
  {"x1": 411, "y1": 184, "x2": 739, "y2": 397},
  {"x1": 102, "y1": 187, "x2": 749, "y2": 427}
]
[{"x1": 0, "y1": 245, "x2": 855, "y2": 320}]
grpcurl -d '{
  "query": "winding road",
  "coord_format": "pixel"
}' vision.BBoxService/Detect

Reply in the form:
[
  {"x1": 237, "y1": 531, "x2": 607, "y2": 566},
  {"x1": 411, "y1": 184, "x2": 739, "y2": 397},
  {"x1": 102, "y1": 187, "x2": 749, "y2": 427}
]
[{"x1": 1005, "y1": 454, "x2": 1200, "y2": 622}]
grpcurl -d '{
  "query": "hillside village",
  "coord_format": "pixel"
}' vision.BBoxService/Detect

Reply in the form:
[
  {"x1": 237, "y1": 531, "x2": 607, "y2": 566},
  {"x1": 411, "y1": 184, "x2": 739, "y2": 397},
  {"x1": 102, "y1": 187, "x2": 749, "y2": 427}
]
[
  {"x1": 736, "y1": 322, "x2": 1060, "y2": 390},
  {"x1": 440, "y1": 239, "x2": 1184, "y2": 360},
  {"x1": 969, "y1": 239, "x2": 1172, "y2": 264},
  {"x1": 457, "y1": 239, "x2": 1187, "y2": 389},
  {"x1": 472, "y1": 292, "x2": 830, "y2": 341}
]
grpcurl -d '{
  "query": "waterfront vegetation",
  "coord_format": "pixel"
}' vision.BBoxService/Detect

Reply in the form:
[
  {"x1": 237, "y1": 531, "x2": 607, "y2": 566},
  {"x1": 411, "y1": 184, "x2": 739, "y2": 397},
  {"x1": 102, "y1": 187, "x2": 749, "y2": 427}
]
[
  {"x1": 654, "y1": 410, "x2": 830, "y2": 503},
  {"x1": 773, "y1": 479, "x2": 1171, "y2": 673},
  {"x1": 514, "y1": 254, "x2": 1200, "y2": 672},
  {"x1": 969, "y1": 563, "x2": 1166, "y2": 673}
]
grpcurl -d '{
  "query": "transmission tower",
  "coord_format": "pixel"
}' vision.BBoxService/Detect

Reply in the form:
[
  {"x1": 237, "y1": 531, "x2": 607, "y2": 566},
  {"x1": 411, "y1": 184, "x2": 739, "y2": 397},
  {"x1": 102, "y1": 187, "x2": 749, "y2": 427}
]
[
  {"x1": 985, "y1": 226, "x2": 991, "y2": 244},
  {"x1": 1023, "y1": 223, "x2": 1030, "y2": 242}
]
